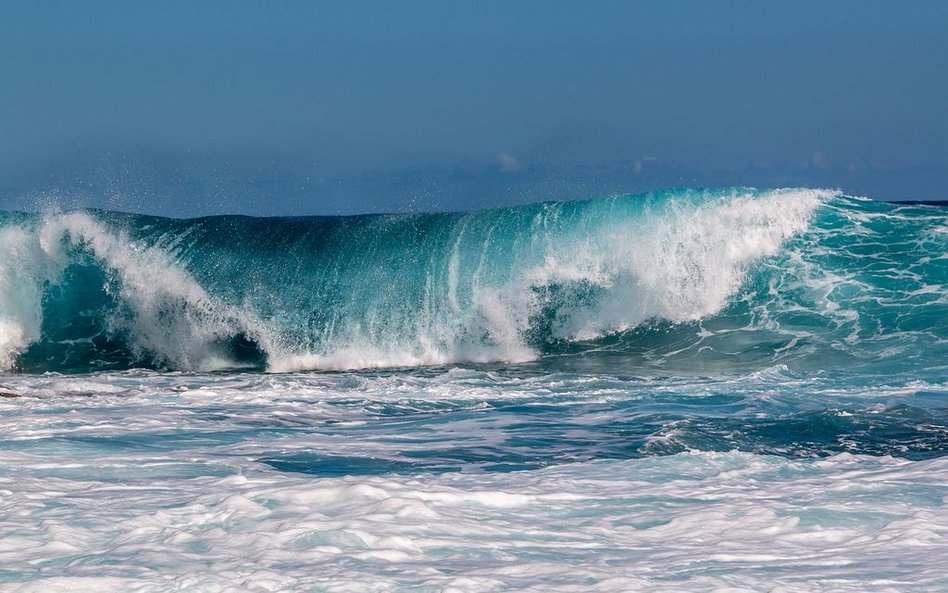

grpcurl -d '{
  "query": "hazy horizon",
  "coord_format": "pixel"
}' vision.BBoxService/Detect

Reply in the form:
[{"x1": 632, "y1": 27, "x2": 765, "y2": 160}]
[{"x1": 2, "y1": 1, "x2": 946, "y2": 215}]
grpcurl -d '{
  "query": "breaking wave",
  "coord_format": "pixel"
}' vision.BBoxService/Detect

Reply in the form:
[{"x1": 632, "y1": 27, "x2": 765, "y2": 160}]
[{"x1": 0, "y1": 188, "x2": 944, "y2": 373}]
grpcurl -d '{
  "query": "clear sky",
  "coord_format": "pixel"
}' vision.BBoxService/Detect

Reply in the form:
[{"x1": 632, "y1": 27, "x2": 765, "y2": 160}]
[{"x1": 1, "y1": 1, "x2": 946, "y2": 215}]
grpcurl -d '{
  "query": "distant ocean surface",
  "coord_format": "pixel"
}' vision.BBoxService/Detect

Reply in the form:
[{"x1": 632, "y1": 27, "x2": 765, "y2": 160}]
[{"x1": 1, "y1": 188, "x2": 946, "y2": 592}]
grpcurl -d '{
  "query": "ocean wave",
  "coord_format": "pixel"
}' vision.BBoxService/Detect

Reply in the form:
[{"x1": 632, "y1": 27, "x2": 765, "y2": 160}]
[{"x1": 0, "y1": 187, "x2": 944, "y2": 373}]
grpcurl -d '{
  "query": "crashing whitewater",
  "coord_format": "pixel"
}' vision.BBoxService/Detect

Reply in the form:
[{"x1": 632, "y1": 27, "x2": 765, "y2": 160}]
[{"x1": 1, "y1": 187, "x2": 904, "y2": 373}]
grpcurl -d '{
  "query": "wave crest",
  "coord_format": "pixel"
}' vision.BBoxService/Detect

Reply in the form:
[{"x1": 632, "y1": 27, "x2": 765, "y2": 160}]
[
  {"x1": 7, "y1": 186, "x2": 940, "y2": 375},
  {"x1": 1, "y1": 212, "x2": 268, "y2": 372}
]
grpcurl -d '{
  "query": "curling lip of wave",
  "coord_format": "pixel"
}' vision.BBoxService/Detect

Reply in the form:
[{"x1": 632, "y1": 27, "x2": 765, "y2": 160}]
[{"x1": 4, "y1": 186, "x2": 943, "y2": 374}]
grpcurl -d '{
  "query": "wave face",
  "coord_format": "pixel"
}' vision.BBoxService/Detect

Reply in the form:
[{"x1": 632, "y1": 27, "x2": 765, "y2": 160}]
[{"x1": 0, "y1": 188, "x2": 945, "y2": 374}]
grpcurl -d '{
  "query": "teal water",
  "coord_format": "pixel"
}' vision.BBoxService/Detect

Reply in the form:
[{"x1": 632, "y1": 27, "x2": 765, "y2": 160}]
[
  {"x1": 2, "y1": 188, "x2": 945, "y2": 375},
  {"x1": 0, "y1": 188, "x2": 946, "y2": 592}
]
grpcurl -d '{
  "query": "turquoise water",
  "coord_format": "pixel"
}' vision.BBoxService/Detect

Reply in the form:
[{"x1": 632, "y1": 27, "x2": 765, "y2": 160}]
[{"x1": 0, "y1": 188, "x2": 946, "y2": 591}]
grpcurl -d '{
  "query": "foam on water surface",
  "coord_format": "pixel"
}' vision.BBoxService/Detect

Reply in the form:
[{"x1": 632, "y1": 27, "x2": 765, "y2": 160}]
[
  {"x1": 1, "y1": 441, "x2": 946, "y2": 592},
  {"x1": 1, "y1": 366, "x2": 946, "y2": 592}
]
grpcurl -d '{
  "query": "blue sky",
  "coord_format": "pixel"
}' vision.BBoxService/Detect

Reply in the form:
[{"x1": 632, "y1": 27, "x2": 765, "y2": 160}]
[{"x1": 1, "y1": 1, "x2": 946, "y2": 215}]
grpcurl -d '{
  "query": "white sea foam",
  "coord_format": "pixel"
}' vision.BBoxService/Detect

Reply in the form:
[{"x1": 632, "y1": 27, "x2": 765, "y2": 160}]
[
  {"x1": 508, "y1": 187, "x2": 831, "y2": 341},
  {"x1": 1, "y1": 367, "x2": 945, "y2": 591},
  {"x1": 0, "y1": 227, "x2": 52, "y2": 369},
  {"x1": 0, "y1": 212, "x2": 271, "y2": 371},
  {"x1": 271, "y1": 188, "x2": 832, "y2": 371},
  {"x1": 0, "y1": 446, "x2": 944, "y2": 593}
]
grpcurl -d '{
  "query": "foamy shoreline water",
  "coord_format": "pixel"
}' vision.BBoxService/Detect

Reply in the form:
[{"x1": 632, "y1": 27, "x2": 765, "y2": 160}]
[
  {"x1": 2, "y1": 445, "x2": 945, "y2": 592},
  {"x1": 1, "y1": 366, "x2": 946, "y2": 592}
]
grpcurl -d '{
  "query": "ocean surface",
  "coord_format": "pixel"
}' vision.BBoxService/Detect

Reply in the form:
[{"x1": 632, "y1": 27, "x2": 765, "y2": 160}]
[{"x1": 0, "y1": 188, "x2": 946, "y2": 592}]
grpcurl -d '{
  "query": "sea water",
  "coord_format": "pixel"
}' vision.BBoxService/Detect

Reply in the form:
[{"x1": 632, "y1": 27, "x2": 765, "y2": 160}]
[{"x1": 0, "y1": 188, "x2": 945, "y2": 592}]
